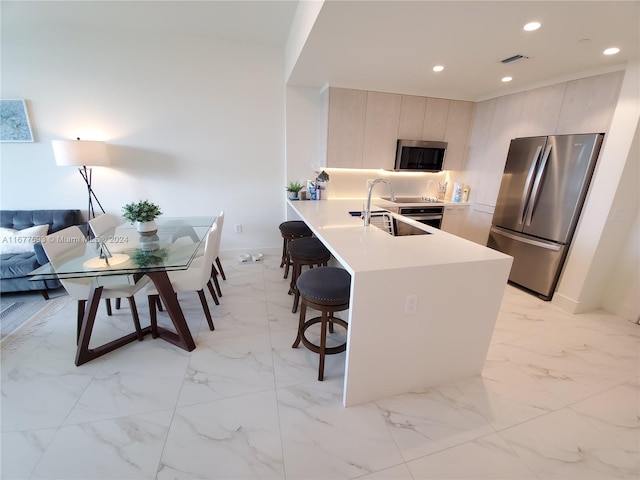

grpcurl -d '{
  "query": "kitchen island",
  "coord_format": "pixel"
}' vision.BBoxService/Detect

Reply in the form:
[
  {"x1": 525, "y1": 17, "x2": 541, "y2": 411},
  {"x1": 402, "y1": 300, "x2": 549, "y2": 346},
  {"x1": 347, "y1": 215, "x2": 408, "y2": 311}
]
[{"x1": 287, "y1": 198, "x2": 513, "y2": 407}]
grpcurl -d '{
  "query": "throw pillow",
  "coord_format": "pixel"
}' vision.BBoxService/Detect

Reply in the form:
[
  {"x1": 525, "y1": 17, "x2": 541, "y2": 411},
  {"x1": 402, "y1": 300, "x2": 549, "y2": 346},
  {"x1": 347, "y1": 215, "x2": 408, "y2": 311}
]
[{"x1": 0, "y1": 225, "x2": 50, "y2": 255}]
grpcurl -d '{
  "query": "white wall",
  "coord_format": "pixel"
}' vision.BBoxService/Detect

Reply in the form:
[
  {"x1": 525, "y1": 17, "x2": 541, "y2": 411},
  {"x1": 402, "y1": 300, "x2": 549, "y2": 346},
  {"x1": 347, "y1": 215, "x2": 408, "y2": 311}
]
[
  {"x1": 554, "y1": 61, "x2": 640, "y2": 317},
  {"x1": 1, "y1": 6, "x2": 286, "y2": 254},
  {"x1": 284, "y1": 86, "x2": 326, "y2": 193}
]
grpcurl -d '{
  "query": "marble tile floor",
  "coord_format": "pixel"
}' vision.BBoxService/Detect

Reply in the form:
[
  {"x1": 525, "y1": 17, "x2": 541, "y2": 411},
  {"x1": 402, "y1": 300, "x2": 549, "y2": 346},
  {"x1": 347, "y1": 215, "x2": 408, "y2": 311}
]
[{"x1": 1, "y1": 254, "x2": 638, "y2": 479}]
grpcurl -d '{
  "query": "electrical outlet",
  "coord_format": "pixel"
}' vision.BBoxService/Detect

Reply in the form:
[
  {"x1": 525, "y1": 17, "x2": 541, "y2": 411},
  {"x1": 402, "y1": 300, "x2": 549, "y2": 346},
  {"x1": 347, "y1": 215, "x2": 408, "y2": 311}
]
[
  {"x1": 404, "y1": 294, "x2": 418, "y2": 314},
  {"x1": 234, "y1": 224, "x2": 242, "y2": 233}
]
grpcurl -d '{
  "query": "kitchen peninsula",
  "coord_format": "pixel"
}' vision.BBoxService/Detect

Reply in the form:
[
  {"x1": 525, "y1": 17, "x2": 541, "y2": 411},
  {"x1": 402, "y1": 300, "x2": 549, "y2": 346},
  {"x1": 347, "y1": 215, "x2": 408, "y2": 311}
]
[{"x1": 288, "y1": 198, "x2": 513, "y2": 407}]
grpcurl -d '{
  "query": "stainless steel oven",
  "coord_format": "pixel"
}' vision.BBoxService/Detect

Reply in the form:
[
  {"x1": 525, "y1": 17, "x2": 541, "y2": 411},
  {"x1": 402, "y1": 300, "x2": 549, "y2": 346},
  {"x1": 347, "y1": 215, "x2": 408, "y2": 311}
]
[{"x1": 398, "y1": 206, "x2": 443, "y2": 231}]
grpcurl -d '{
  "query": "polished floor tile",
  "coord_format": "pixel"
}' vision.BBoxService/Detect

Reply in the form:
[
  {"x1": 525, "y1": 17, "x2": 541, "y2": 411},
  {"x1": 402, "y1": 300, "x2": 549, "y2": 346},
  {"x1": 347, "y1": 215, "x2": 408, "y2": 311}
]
[{"x1": 1, "y1": 254, "x2": 638, "y2": 479}]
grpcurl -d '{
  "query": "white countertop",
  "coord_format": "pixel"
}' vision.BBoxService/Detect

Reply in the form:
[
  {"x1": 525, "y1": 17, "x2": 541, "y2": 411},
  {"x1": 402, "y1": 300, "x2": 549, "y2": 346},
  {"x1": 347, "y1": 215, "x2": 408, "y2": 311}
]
[
  {"x1": 286, "y1": 197, "x2": 512, "y2": 406},
  {"x1": 287, "y1": 198, "x2": 507, "y2": 274}
]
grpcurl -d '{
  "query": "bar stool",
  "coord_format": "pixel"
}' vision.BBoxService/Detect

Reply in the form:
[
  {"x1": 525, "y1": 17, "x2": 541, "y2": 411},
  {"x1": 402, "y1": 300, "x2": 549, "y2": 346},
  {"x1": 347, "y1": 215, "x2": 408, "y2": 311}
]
[
  {"x1": 288, "y1": 237, "x2": 331, "y2": 313},
  {"x1": 292, "y1": 267, "x2": 350, "y2": 381},
  {"x1": 279, "y1": 221, "x2": 313, "y2": 279}
]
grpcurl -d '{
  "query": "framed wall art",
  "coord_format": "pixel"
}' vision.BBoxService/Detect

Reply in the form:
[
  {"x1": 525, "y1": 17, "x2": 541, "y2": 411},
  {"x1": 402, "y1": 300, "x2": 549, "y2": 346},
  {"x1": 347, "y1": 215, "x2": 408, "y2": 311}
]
[{"x1": 1, "y1": 99, "x2": 34, "y2": 142}]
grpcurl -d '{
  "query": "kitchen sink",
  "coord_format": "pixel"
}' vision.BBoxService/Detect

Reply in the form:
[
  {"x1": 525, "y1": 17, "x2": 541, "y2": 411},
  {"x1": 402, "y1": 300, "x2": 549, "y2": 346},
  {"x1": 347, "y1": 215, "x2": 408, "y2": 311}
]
[{"x1": 369, "y1": 212, "x2": 431, "y2": 236}]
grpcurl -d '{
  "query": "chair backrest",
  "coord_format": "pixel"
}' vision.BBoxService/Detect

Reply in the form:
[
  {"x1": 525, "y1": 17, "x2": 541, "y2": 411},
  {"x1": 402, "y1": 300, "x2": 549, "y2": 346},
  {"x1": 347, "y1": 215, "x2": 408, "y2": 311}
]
[
  {"x1": 197, "y1": 223, "x2": 219, "y2": 287},
  {"x1": 216, "y1": 210, "x2": 224, "y2": 232},
  {"x1": 41, "y1": 225, "x2": 92, "y2": 299},
  {"x1": 212, "y1": 212, "x2": 224, "y2": 258},
  {"x1": 89, "y1": 213, "x2": 120, "y2": 237}
]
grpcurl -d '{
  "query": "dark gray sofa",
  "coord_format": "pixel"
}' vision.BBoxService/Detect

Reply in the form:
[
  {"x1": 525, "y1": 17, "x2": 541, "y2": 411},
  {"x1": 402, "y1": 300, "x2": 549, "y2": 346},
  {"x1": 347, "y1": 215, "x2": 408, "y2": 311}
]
[{"x1": 0, "y1": 209, "x2": 82, "y2": 298}]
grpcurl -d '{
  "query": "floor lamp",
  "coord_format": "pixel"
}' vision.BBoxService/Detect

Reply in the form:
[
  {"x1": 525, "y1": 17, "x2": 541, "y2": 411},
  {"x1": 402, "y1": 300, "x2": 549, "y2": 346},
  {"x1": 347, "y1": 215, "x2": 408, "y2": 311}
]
[{"x1": 52, "y1": 138, "x2": 109, "y2": 235}]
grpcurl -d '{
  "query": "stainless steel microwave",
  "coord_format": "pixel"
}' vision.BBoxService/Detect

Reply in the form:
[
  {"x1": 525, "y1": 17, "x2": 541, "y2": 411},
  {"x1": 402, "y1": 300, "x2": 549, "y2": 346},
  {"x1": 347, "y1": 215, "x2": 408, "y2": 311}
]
[{"x1": 394, "y1": 139, "x2": 448, "y2": 172}]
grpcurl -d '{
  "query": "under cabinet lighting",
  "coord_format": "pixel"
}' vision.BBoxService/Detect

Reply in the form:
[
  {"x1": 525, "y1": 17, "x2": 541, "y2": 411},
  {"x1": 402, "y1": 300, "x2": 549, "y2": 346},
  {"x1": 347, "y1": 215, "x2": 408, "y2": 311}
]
[
  {"x1": 433, "y1": 65, "x2": 444, "y2": 72},
  {"x1": 604, "y1": 47, "x2": 620, "y2": 55},
  {"x1": 502, "y1": 76, "x2": 513, "y2": 82}
]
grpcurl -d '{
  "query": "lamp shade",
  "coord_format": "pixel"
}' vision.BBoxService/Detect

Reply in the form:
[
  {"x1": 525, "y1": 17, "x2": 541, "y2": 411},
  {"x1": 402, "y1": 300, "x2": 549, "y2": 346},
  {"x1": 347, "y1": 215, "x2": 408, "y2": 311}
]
[{"x1": 52, "y1": 139, "x2": 109, "y2": 167}]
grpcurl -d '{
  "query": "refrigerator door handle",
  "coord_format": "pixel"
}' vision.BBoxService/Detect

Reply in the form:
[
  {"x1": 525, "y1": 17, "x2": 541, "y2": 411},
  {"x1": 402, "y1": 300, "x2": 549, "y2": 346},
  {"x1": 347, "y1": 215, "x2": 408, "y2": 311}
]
[
  {"x1": 491, "y1": 227, "x2": 561, "y2": 251},
  {"x1": 525, "y1": 144, "x2": 552, "y2": 226},
  {"x1": 517, "y1": 145, "x2": 543, "y2": 225}
]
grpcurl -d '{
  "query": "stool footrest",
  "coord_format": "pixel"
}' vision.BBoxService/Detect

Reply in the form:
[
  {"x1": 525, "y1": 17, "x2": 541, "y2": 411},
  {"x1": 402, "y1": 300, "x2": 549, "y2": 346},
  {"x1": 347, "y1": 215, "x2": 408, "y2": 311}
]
[{"x1": 294, "y1": 316, "x2": 348, "y2": 355}]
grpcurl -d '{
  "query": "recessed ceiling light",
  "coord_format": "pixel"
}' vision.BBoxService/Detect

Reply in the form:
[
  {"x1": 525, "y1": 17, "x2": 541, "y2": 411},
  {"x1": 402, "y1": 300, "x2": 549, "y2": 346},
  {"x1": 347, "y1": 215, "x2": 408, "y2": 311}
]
[
  {"x1": 502, "y1": 76, "x2": 513, "y2": 83},
  {"x1": 433, "y1": 65, "x2": 444, "y2": 72},
  {"x1": 604, "y1": 47, "x2": 620, "y2": 55},
  {"x1": 524, "y1": 22, "x2": 541, "y2": 31}
]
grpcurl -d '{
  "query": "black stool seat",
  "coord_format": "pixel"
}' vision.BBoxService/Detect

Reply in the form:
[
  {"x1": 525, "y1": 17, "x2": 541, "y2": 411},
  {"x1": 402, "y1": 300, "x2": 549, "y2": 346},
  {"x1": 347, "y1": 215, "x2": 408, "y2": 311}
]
[
  {"x1": 288, "y1": 237, "x2": 330, "y2": 261},
  {"x1": 297, "y1": 267, "x2": 351, "y2": 304},
  {"x1": 279, "y1": 221, "x2": 312, "y2": 236},
  {"x1": 293, "y1": 267, "x2": 351, "y2": 381},
  {"x1": 288, "y1": 237, "x2": 331, "y2": 313},
  {"x1": 279, "y1": 221, "x2": 313, "y2": 279}
]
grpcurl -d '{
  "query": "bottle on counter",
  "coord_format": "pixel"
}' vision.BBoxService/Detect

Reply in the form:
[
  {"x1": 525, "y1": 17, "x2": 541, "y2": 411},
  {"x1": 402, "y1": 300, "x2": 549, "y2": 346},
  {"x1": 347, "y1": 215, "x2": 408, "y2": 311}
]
[
  {"x1": 462, "y1": 186, "x2": 470, "y2": 202},
  {"x1": 453, "y1": 183, "x2": 463, "y2": 203},
  {"x1": 307, "y1": 180, "x2": 317, "y2": 200}
]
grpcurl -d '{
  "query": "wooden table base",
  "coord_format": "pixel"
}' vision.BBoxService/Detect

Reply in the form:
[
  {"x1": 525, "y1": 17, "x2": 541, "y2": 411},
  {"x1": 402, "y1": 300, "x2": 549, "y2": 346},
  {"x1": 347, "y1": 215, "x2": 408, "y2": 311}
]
[{"x1": 75, "y1": 271, "x2": 196, "y2": 366}]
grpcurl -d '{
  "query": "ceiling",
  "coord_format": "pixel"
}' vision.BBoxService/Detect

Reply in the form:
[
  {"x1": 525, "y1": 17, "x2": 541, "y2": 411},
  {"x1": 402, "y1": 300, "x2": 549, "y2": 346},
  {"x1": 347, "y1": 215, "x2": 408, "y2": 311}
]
[
  {"x1": 288, "y1": 1, "x2": 640, "y2": 101},
  {"x1": 3, "y1": 1, "x2": 639, "y2": 102}
]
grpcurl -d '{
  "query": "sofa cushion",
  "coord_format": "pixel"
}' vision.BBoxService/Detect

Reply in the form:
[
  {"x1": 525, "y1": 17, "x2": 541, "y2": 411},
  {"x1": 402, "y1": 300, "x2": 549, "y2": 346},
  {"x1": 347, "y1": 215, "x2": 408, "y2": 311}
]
[
  {"x1": 0, "y1": 210, "x2": 81, "y2": 234},
  {"x1": 0, "y1": 224, "x2": 49, "y2": 255},
  {"x1": 0, "y1": 209, "x2": 81, "y2": 294},
  {"x1": 0, "y1": 252, "x2": 41, "y2": 279}
]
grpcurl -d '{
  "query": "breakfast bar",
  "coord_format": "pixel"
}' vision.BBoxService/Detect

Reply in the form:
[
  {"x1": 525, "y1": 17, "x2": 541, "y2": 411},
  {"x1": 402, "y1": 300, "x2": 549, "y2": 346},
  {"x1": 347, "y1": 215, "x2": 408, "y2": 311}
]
[{"x1": 288, "y1": 198, "x2": 513, "y2": 407}]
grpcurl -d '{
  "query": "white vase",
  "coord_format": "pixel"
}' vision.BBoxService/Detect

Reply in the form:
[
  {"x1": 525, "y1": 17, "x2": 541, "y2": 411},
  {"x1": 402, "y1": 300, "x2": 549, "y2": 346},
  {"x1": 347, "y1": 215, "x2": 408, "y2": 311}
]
[{"x1": 136, "y1": 220, "x2": 157, "y2": 236}]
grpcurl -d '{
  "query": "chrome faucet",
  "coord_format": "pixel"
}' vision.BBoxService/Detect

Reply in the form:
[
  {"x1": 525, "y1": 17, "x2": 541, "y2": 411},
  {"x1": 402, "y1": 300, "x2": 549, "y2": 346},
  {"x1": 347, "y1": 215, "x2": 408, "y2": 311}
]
[{"x1": 364, "y1": 179, "x2": 395, "y2": 226}]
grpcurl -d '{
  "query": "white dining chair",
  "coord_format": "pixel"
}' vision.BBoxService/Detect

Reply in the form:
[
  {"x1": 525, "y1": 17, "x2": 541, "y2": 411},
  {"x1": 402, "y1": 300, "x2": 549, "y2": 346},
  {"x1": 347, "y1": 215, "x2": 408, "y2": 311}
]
[
  {"x1": 89, "y1": 213, "x2": 125, "y2": 312},
  {"x1": 147, "y1": 223, "x2": 219, "y2": 333},
  {"x1": 213, "y1": 210, "x2": 226, "y2": 281},
  {"x1": 41, "y1": 226, "x2": 149, "y2": 342},
  {"x1": 209, "y1": 211, "x2": 224, "y2": 297},
  {"x1": 88, "y1": 213, "x2": 120, "y2": 239}
]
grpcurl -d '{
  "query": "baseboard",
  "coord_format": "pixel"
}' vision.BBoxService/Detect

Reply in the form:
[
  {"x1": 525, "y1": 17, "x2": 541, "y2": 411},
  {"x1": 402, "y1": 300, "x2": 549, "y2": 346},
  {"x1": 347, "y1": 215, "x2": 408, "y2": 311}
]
[{"x1": 551, "y1": 292, "x2": 601, "y2": 314}]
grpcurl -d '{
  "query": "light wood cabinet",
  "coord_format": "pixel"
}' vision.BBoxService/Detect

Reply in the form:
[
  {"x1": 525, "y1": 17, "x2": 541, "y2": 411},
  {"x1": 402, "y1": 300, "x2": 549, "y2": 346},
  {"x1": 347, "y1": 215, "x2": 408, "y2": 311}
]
[
  {"x1": 555, "y1": 72, "x2": 623, "y2": 134},
  {"x1": 398, "y1": 95, "x2": 426, "y2": 139},
  {"x1": 327, "y1": 88, "x2": 367, "y2": 168},
  {"x1": 327, "y1": 88, "x2": 474, "y2": 170},
  {"x1": 516, "y1": 83, "x2": 565, "y2": 137},
  {"x1": 422, "y1": 97, "x2": 449, "y2": 141},
  {"x1": 476, "y1": 93, "x2": 525, "y2": 207},
  {"x1": 443, "y1": 100, "x2": 474, "y2": 171},
  {"x1": 441, "y1": 205, "x2": 469, "y2": 236},
  {"x1": 362, "y1": 91, "x2": 402, "y2": 169}
]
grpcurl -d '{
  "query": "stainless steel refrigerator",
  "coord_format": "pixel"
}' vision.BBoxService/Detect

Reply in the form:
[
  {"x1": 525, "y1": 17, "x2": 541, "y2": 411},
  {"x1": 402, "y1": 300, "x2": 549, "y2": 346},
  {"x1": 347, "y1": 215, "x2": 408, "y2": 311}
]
[{"x1": 487, "y1": 133, "x2": 604, "y2": 300}]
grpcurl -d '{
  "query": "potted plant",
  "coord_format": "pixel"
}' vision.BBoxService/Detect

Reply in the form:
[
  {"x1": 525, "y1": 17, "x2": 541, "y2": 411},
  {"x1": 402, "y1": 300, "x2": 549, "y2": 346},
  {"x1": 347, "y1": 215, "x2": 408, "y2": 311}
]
[
  {"x1": 122, "y1": 200, "x2": 163, "y2": 235},
  {"x1": 131, "y1": 247, "x2": 168, "y2": 267},
  {"x1": 286, "y1": 181, "x2": 303, "y2": 200}
]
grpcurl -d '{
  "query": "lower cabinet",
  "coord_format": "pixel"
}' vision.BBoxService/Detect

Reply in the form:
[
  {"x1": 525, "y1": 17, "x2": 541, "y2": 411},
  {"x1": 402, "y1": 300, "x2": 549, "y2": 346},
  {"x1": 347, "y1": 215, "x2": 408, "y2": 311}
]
[{"x1": 441, "y1": 205, "x2": 469, "y2": 236}]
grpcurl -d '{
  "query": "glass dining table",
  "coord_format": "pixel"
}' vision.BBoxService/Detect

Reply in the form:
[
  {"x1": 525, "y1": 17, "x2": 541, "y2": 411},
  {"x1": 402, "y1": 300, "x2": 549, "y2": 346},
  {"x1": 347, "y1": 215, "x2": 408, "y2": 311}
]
[{"x1": 29, "y1": 216, "x2": 216, "y2": 366}]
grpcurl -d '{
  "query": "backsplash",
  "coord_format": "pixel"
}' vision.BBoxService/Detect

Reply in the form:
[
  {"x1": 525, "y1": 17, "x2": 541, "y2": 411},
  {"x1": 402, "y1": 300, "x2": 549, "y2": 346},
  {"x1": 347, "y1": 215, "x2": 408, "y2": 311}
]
[{"x1": 319, "y1": 168, "x2": 466, "y2": 200}]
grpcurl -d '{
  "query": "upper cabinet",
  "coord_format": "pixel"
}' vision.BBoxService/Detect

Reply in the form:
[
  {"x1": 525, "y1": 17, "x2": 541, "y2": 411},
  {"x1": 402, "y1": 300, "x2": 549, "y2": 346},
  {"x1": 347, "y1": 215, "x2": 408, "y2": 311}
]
[
  {"x1": 555, "y1": 72, "x2": 623, "y2": 135},
  {"x1": 465, "y1": 70, "x2": 623, "y2": 213},
  {"x1": 327, "y1": 88, "x2": 474, "y2": 170},
  {"x1": 422, "y1": 97, "x2": 450, "y2": 141},
  {"x1": 362, "y1": 92, "x2": 402, "y2": 169},
  {"x1": 397, "y1": 95, "x2": 426, "y2": 139},
  {"x1": 443, "y1": 100, "x2": 474, "y2": 171},
  {"x1": 327, "y1": 88, "x2": 367, "y2": 168}
]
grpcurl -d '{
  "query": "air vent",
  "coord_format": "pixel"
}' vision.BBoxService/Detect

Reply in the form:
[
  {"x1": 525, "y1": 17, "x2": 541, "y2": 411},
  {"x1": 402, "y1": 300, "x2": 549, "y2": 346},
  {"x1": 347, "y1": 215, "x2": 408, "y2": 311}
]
[{"x1": 501, "y1": 54, "x2": 528, "y2": 64}]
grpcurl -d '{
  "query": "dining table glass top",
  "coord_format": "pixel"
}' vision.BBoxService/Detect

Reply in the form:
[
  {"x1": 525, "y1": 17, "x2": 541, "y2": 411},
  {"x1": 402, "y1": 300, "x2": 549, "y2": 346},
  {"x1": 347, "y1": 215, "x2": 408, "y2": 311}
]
[{"x1": 29, "y1": 216, "x2": 216, "y2": 280}]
